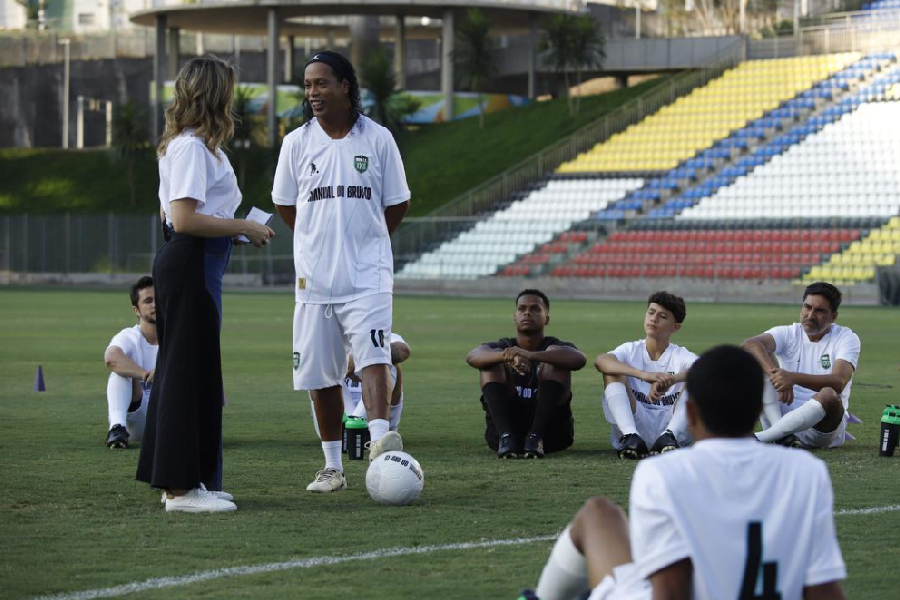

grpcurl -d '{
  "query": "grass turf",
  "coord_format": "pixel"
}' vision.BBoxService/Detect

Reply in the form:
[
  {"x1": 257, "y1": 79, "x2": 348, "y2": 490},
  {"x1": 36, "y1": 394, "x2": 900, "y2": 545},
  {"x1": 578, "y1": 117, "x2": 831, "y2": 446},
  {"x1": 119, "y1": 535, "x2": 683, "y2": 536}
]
[{"x1": 0, "y1": 289, "x2": 898, "y2": 599}]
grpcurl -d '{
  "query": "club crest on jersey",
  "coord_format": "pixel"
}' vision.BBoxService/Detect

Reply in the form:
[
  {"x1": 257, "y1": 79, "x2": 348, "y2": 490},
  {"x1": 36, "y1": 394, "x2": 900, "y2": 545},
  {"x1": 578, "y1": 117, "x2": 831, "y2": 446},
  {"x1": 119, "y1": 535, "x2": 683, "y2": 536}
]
[
  {"x1": 354, "y1": 155, "x2": 369, "y2": 173},
  {"x1": 820, "y1": 353, "x2": 831, "y2": 369},
  {"x1": 293, "y1": 352, "x2": 301, "y2": 371}
]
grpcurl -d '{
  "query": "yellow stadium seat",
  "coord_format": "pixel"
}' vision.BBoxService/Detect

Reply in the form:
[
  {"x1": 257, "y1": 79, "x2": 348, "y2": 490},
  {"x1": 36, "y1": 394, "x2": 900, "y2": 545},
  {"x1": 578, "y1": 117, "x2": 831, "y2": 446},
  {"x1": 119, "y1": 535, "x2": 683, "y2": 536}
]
[{"x1": 556, "y1": 53, "x2": 859, "y2": 173}]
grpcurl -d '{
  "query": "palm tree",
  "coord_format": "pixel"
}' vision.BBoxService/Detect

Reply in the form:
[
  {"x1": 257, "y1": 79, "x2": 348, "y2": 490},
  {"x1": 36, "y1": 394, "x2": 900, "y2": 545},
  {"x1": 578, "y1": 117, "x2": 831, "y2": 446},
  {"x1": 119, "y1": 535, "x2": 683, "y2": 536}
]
[
  {"x1": 110, "y1": 101, "x2": 149, "y2": 207},
  {"x1": 453, "y1": 8, "x2": 497, "y2": 129},
  {"x1": 542, "y1": 14, "x2": 606, "y2": 116},
  {"x1": 570, "y1": 16, "x2": 606, "y2": 115},
  {"x1": 361, "y1": 49, "x2": 420, "y2": 137},
  {"x1": 231, "y1": 85, "x2": 256, "y2": 189}
]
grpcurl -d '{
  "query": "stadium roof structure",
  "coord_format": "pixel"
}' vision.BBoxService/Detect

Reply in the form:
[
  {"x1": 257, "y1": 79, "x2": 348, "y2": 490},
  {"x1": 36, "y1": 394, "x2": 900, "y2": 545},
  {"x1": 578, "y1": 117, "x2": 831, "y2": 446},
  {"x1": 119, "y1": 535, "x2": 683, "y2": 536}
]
[{"x1": 131, "y1": 0, "x2": 586, "y2": 144}]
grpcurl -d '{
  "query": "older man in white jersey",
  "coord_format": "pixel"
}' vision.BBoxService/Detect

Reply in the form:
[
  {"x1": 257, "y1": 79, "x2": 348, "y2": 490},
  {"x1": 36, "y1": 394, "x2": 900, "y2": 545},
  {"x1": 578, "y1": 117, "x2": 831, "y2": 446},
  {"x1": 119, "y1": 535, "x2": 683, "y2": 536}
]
[
  {"x1": 273, "y1": 51, "x2": 410, "y2": 493},
  {"x1": 743, "y1": 281, "x2": 860, "y2": 449},
  {"x1": 595, "y1": 291, "x2": 698, "y2": 459},
  {"x1": 526, "y1": 345, "x2": 847, "y2": 600},
  {"x1": 104, "y1": 276, "x2": 158, "y2": 449}
]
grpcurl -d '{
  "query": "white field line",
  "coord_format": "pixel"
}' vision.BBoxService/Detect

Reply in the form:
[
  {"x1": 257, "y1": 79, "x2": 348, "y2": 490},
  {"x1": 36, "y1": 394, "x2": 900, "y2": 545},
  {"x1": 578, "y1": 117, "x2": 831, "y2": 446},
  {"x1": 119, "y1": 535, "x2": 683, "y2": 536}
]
[{"x1": 28, "y1": 505, "x2": 900, "y2": 600}]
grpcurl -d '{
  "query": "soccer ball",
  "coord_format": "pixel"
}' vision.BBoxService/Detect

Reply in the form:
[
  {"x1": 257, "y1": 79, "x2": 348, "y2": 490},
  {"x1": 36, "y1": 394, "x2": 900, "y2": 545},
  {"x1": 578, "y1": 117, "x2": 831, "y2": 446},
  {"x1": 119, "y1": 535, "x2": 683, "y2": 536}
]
[{"x1": 366, "y1": 450, "x2": 425, "y2": 506}]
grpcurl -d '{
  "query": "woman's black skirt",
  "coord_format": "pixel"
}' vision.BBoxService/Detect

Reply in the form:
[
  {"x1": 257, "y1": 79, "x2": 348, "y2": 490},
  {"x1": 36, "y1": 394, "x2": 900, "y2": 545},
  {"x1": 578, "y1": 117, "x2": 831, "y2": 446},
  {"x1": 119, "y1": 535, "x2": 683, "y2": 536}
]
[{"x1": 136, "y1": 233, "x2": 231, "y2": 490}]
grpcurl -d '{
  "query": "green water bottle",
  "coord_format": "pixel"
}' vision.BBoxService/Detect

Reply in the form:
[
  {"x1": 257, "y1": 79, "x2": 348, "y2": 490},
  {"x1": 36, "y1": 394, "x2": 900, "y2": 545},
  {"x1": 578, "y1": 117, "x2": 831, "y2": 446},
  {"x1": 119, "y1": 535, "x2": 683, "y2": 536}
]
[{"x1": 880, "y1": 405, "x2": 900, "y2": 457}]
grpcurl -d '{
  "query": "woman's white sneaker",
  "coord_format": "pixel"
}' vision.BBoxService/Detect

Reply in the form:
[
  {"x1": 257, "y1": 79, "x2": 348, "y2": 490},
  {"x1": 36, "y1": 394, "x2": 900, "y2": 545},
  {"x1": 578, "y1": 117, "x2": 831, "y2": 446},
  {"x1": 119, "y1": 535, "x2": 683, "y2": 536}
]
[
  {"x1": 165, "y1": 488, "x2": 237, "y2": 513},
  {"x1": 160, "y1": 484, "x2": 234, "y2": 504}
]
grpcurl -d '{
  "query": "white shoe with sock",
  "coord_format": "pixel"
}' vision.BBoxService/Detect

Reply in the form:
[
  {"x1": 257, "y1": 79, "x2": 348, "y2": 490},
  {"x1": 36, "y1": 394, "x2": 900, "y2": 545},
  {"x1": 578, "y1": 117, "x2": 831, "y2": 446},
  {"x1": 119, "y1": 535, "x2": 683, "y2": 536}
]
[
  {"x1": 306, "y1": 467, "x2": 347, "y2": 493},
  {"x1": 165, "y1": 488, "x2": 237, "y2": 513}
]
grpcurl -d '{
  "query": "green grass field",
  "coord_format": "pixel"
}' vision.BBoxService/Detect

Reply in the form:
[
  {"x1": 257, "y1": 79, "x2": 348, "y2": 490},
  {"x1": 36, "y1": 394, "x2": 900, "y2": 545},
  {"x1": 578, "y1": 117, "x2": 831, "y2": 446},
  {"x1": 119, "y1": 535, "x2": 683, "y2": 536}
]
[{"x1": 1, "y1": 289, "x2": 898, "y2": 600}]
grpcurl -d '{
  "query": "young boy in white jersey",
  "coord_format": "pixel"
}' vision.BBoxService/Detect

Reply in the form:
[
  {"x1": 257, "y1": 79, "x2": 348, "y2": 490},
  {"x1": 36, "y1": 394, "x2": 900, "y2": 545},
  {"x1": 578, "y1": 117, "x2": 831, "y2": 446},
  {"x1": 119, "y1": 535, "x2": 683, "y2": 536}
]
[
  {"x1": 595, "y1": 291, "x2": 697, "y2": 459},
  {"x1": 743, "y1": 282, "x2": 860, "y2": 449},
  {"x1": 104, "y1": 276, "x2": 158, "y2": 449},
  {"x1": 527, "y1": 345, "x2": 847, "y2": 600},
  {"x1": 272, "y1": 51, "x2": 410, "y2": 493},
  {"x1": 310, "y1": 333, "x2": 411, "y2": 435}
]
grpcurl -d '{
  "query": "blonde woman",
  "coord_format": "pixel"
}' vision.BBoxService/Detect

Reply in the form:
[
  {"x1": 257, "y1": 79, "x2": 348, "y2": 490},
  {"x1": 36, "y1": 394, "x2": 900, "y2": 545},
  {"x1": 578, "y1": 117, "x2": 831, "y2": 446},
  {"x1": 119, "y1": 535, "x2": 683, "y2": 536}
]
[{"x1": 136, "y1": 56, "x2": 274, "y2": 513}]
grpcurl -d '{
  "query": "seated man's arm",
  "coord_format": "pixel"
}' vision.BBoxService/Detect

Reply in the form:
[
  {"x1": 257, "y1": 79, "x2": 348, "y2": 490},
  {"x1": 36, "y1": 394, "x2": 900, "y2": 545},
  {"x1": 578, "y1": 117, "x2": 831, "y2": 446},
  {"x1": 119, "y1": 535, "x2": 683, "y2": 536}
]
[
  {"x1": 526, "y1": 345, "x2": 587, "y2": 371},
  {"x1": 595, "y1": 353, "x2": 660, "y2": 383},
  {"x1": 648, "y1": 559, "x2": 692, "y2": 600},
  {"x1": 742, "y1": 333, "x2": 779, "y2": 371},
  {"x1": 785, "y1": 360, "x2": 854, "y2": 394},
  {"x1": 466, "y1": 344, "x2": 506, "y2": 369},
  {"x1": 804, "y1": 581, "x2": 847, "y2": 600},
  {"x1": 104, "y1": 346, "x2": 151, "y2": 382},
  {"x1": 390, "y1": 340, "x2": 411, "y2": 365}
]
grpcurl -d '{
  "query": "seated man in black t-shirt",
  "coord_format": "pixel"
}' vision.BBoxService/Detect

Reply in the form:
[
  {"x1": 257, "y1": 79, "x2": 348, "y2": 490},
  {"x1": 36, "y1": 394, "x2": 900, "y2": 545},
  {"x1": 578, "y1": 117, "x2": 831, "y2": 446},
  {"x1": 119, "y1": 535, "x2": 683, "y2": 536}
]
[{"x1": 466, "y1": 289, "x2": 587, "y2": 459}]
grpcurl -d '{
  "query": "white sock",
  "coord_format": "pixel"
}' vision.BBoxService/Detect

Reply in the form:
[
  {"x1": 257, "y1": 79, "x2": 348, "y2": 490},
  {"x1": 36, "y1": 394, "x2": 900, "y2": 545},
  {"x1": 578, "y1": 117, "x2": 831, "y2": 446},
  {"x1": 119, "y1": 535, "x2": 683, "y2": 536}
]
[
  {"x1": 389, "y1": 400, "x2": 403, "y2": 431},
  {"x1": 350, "y1": 399, "x2": 368, "y2": 419},
  {"x1": 322, "y1": 441, "x2": 343, "y2": 472},
  {"x1": 761, "y1": 380, "x2": 784, "y2": 428},
  {"x1": 106, "y1": 373, "x2": 131, "y2": 428},
  {"x1": 536, "y1": 526, "x2": 589, "y2": 600},
  {"x1": 756, "y1": 400, "x2": 826, "y2": 443},
  {"x1": 666, "y1": 397, "x2": 688, "y2": 439},
  {"x1": 368, "y1": 418, "x2": 389, "y2": 442},
  {"x1": 604, "y1": 382, "x2": 637, "y2": 436}
]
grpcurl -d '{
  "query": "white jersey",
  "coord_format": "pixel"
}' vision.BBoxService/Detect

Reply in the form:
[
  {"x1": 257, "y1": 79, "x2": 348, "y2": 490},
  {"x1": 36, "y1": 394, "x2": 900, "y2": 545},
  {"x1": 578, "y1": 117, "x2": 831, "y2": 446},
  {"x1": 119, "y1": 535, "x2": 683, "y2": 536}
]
[
  {"x1": 272, "y1": 116, "x2": 411, "y2": 305},
  {"x1": 766, "y1": 323, "x2": 860, "y2": 411},
  {"x1": 342, "y1": 332, "x2": 405, "y2": 413},
  {"x1": 158, "y1": 129, "x2": 241, "y2": 226},
  {"x1": 609, "y1": 340, "x2": 698, "y2": 412},
  {"x1": 630, "y1": 438, "x2": 846, "y2": 600},
  {"x1": 107, "y1": 325, "x2": 158, "y2": 399}
]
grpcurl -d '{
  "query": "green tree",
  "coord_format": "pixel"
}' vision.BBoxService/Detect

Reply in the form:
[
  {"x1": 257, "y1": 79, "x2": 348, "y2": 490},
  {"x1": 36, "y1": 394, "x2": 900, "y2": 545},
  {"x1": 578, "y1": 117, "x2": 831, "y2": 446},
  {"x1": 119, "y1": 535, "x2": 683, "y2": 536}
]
[
  {"x1": 542, "y1": 14, "x2": 606, "y2": 116},
  {"x1": 110, "y1": 101, "x2": 149, "y2": 207},
  {"x1": 231, "y1": 85, "x2": 258, "y2": 189},
  {"x1": 361, "y1": 49, "x2": 420, "y2": 137},
  {"x1": 453, "y1": 8, "x2": 497, "y2": 129}
]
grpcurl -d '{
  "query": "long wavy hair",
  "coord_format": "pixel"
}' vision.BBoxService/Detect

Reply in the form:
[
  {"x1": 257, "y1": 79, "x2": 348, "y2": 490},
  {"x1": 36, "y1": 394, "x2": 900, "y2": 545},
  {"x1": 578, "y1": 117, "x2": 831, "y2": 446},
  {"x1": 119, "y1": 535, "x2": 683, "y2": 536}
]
[{"x1": 157, "y1": 56, "x2": 236, "y2": 159}]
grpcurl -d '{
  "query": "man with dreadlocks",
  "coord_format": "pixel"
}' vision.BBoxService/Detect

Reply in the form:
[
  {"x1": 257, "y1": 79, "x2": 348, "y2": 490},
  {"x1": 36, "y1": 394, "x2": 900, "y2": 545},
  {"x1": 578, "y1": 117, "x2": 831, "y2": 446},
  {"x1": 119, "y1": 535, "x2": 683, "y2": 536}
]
[{"x1": 272, "y1": 51, "x2": 411, "y2": 493}]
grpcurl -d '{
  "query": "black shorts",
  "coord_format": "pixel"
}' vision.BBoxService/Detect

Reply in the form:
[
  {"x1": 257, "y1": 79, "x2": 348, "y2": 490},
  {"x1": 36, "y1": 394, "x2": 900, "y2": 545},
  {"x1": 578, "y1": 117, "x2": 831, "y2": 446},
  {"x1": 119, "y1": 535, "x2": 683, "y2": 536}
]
[{"x1": 479, "y1": 392, "x2": 575, "y2": 453}]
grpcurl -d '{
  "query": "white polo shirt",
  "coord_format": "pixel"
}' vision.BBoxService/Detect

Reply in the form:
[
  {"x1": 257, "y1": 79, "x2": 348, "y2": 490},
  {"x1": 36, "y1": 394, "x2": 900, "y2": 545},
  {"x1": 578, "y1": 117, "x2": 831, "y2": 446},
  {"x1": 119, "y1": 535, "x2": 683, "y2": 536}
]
[
  {"x1": 766, "y1": 323, "x2": 860, "y2": 411},
  {"x1": 609, "y1": 340, "x2": 698, "y2": 410},
  {"x1": 107, "y1": 325, "x2": 158, "y2": 400},
  {"x1": 272, "y1": 116, "x2": 411, "y2": 305},
  {"x1": 630, "y1": 438, "x2": 846, "y2": 600},
  {"x1": 158, "y1": 129, "x2": 242, "y2": 226}
]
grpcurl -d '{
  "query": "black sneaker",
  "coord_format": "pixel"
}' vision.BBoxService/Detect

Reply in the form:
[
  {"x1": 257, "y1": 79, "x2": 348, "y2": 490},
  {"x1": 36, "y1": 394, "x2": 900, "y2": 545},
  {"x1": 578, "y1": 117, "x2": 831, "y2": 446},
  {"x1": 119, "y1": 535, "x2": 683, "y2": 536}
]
[
  {"x1": 497, "y1": 432, "x2": 521, "y2": 459},
  {"x1": 617, "y1": 433, "x2": 649, "y2": 460},
  {"x1": 650, "y1": 430, "x2": 680, "y2": 455},
  {"x1": 106, "y1": 424, "x2": 129, "y2": 449},
  {"x1": 522, "y1": 433, "x2": 544, "y2": 459},
  {"x1": 777, "y1": 434, "x2": 807, "y2": 449}
]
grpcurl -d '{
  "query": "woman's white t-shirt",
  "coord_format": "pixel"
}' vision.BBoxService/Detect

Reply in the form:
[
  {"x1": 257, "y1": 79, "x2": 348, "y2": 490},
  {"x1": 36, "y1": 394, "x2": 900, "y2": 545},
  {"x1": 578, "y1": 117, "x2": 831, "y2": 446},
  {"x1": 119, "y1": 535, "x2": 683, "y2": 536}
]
[{"x1": 158, "y1": 129, "x2": 242, "y2": 226}]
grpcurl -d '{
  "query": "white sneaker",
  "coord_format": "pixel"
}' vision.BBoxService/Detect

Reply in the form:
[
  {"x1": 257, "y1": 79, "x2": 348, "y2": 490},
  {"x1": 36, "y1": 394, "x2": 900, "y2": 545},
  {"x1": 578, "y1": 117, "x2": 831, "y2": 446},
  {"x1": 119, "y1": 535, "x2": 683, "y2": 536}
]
[
  {"x1": 306, "y1": 468, "x2": 347, "y2": 493},
  {"x1": 165, "y1": 488, "x2": 237, "y2": 513},
  {"x1": 160, "y1": 483, "x2": 234, "y2": 504},
  {"x1": 366, "y1": 431, "x2": 403, "y2": 460}
]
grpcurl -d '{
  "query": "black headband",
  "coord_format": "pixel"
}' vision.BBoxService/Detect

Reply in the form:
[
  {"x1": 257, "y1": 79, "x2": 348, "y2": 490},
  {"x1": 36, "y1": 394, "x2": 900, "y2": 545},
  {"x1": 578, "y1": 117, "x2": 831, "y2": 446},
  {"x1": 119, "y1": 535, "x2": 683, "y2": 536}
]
[{"x1": 306, "y1": 52, "x2": 351, "y2": 81}]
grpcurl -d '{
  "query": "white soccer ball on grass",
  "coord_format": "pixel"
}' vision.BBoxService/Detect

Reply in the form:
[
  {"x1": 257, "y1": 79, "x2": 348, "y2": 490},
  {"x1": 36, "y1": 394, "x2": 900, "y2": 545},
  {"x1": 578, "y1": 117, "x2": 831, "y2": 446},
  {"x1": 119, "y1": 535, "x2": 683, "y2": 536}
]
[{"x1": 366, "y1": 450, "x2": 425, "y2": 506}]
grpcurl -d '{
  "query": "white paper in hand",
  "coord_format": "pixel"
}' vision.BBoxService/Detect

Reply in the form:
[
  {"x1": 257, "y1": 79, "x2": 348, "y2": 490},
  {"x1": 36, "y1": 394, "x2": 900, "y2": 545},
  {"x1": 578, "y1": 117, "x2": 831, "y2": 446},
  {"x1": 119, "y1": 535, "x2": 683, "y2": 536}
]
[{"x1": 237, "y1": 207, "x2": 274, "y2": 244}]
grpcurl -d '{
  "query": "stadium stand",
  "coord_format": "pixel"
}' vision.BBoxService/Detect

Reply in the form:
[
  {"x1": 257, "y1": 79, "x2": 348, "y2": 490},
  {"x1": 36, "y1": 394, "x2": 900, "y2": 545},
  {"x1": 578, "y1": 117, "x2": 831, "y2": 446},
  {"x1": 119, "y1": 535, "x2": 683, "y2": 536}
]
[
  {"x1": 862, "y1": 0, "x2": 900, "y2": 10},
  {"x1": 555, "y1": 54, "x2": 859, "y2": 174},
  {"x1": 398, "y1": 178, "x2": 643, "y2": 279},
  {"x1": 805, "y1": 217, "x2": 900, "y2": 285}
]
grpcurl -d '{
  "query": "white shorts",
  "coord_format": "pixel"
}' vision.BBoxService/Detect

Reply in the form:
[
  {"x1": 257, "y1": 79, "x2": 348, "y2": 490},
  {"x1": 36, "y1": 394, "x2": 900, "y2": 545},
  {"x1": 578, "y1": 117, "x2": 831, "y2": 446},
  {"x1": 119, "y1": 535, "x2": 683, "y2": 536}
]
[
  {"x1": 606, "y1": 401, "x2": 691, "y2": 449},
  {"x1": 798, "y1": 418, "x2": 847, "y2": 448},
  {"x1": 123, "y1": 390, "x2": 149, "y2": 443},
  {"x1": 292, "y1": 293, "x2": 392, "y2": 391},
  {"x1": 764, "y1": 408, "x2": 849, "y2": 449},
  {"x1": 587, "y1": 563, "x2": 651, "y2": 600}
]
